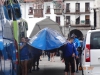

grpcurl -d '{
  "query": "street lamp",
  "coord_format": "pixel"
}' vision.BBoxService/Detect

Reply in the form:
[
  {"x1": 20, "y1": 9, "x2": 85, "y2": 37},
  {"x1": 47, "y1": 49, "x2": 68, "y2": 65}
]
[
  {"x1": 62, "y1": 9, "x2": 66, "y2": 37},
  {"x1": 68, "y1": 24, "x2": 71, "y2": 37},
  {"x1": 64, "y1": 16, "x2": 66, "y2": 37}
]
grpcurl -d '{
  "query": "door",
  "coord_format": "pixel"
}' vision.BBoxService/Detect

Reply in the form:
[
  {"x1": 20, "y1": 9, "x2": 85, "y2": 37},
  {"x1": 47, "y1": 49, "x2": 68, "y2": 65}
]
[
  {"x1": 56, "y1": 16, "x2": 60, "y2": 25},
  {"x1": 66, "y1": 3, "x2": 70, "y2": 12},
  {"x1": 90, "y1": 32, "x2": 100, "y2": 65},
  {"x1": 85, "y1": 3, "x2": 89, "y2": 12},
  {"x1": 66, "y1": 16, "x2": 70, "y2": 24},
  {"x1": 76, "y1": 15, "x2": 80, "y2": 24},
  {"x1": 76, "y1": 3, "x2": 80, "y2": 12},
  {"x1": 85, "y1": 15, "x2": 90, "y2": 24}
]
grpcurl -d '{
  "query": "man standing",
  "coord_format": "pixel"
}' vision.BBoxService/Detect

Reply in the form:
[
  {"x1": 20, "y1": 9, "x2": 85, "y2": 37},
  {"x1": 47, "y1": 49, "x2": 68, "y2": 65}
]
[
  {"x1": 62, "y1": 37, "x2": 78, "y2": 75},
  {"x1": 71, "y1": 34, "x2": 81, "y2": 73}
]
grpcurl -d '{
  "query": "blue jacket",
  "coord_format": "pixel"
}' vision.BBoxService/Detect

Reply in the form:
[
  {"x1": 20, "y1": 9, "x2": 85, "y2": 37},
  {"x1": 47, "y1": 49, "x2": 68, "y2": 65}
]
[
  {"x1": 73, "y1": 38, "x2": 81, "y2": 49},
  {"x1": 20, "y1": 43, "x2": 29, "y2": 57},
  {"x1": 83, "y1": 40, "x2": 86, "y2": 49},
  {"x1": 63, "y1": 42, "x2": 78, "y2": 57}
]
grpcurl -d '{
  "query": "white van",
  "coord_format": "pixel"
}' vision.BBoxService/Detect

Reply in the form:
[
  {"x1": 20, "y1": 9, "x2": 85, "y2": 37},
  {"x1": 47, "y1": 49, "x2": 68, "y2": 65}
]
[{"x1": 82, "y1": 29, "x2": 100, "y2": 75}]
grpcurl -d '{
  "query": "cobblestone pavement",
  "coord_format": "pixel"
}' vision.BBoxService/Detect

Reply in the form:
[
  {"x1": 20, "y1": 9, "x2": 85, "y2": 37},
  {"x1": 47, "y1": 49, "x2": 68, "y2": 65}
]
[{"x1": 28, "y1": 56, "x2": 82, "y2": 75}]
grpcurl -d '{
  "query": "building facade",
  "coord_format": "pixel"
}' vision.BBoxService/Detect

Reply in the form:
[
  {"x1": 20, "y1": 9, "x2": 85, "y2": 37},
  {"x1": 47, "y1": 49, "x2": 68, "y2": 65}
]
[
  {"x1": 62, "y1": 0, "x2": 95, "y2": 38},
  {"x1": 20, "y1": 0, "x2": 95, "y2": 38}
]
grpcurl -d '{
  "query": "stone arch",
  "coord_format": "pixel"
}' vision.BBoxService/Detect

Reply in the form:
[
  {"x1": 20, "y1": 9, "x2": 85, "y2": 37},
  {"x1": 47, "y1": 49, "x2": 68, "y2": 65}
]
[{"x1": 68, "y1": 29, "x2": 83, "y2": 40}]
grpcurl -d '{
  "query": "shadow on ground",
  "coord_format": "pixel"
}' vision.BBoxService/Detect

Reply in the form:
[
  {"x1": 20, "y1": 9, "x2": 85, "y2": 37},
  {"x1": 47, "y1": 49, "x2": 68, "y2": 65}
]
[{"x1": 28, "y1": 67, "x2": 64, "y2": 75}]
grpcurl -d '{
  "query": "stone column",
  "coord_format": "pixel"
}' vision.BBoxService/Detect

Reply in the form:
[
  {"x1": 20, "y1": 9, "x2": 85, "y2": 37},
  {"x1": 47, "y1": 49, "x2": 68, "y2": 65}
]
[{"x1": 96, "y1": 8, "x2": 100, "y2": 29}]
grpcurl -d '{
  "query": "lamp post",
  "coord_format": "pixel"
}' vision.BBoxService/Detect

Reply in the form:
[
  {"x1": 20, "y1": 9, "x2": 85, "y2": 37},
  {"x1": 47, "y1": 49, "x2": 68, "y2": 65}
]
[
  {"x1": 64, "y1": 16, "x2": 66, "y2": 37},
  {"x1": 62, "y1": 6, "x2": 66, "y2": 37}
]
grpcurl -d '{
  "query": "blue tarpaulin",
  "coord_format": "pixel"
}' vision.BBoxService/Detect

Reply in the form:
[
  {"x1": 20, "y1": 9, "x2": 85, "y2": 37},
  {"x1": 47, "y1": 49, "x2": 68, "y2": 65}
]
[{"x1": 29, "y1": 27, "x2": 66, "y2": 50}]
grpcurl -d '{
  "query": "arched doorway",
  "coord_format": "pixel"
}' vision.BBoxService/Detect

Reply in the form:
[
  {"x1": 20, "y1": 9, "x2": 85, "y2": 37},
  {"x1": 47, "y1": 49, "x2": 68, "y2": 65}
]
[{"x1": 68, "y1": 29, "x2": 83, "y2": 40}]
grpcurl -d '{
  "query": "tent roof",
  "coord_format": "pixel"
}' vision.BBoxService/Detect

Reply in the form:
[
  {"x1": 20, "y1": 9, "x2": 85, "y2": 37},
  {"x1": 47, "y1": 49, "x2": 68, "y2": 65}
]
[{"x1": 29, "y1": 18, "x2": 64, "y2": 38}]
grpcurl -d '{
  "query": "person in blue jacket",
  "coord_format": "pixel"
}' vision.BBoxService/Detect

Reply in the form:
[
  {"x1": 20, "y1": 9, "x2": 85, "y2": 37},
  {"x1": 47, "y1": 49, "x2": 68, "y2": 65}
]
[
  {"x1": 62, "y1": 37, "x2": 78, "y2": 75},
  {"x1": 71, "y1": 33, "x2": 81, "y2": 73},
  {"x1": 20, "y1": 37, "x2": 29, "y2": 75}
]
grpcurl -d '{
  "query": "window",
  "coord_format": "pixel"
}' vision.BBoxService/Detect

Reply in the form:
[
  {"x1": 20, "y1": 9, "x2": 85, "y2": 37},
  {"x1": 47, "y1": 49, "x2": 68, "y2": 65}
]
[
  {"x1": 76, "y1": 3, "x2": 80, "y2": 12},
  {"x1": 66, "y1": 16, "x2": 70, "y2": 24},
  {"x1": 66, "y1": 3, "x2": 70, "y2": 12},
  {"x1": 33, "y1": 4, "x2": 43, "y2": 17},
  {"x1": 85, "y1": 3, "x2": 90, "y2": 12},
  {"x1": 56, "y1": 16, "x2": 60, "y2": 25},
  {"x1": 46, "y1": 6, "x2": 50, "y2": 13},
  {"x1": 28, "y1": 7, "x2": 33, "y2": 15},
  {"x1": 90, "y1": 32, "x2": 100, "y2": 49},
  {"x1": 85, "y1": 15, "x2": 90, "y2": 24},
  {"x1": 75, "y1": 16, "x2": 80, "y2": 24},
  {"x1": 34, "y1": 9, "x2": 43, "y2": 17},
  {"x1": 38, "y1": 4, "x2": 43, "y2": 9}
]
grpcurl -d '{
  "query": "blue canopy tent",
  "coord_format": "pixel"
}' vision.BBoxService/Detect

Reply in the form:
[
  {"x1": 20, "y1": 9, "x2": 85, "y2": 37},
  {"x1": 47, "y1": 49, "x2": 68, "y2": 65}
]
[{"x1": 29, "y1": 27, "x2": 66, "y2": 50}]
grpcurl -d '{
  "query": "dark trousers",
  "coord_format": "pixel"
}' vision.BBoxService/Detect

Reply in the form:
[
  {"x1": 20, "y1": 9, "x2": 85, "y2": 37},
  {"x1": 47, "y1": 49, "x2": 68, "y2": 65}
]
[
  {"x1": 33, "y1": 55, "x2": 40, "y2": 70},
  {"x1": 47, "y1": 52, "x2": 50, "y2": 61},
  {"x1": 76, "y1": 57, "x2": 79, "y2": 71},
  {"x1": 32, "y1": 57, "x2": 35, "y2": 70},
  {"x1": 64, "y1": 56, "x2": 75, "y2": 73},
  {"x1": 76, "y1": 52, "x2": 82, "y2": 71}
]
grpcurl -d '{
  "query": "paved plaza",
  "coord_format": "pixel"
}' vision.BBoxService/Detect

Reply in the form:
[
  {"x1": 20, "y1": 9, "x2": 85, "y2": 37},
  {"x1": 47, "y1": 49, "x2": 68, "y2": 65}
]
[{"x1": 28, "y1": 56, "x2": 82, "y2": 75}]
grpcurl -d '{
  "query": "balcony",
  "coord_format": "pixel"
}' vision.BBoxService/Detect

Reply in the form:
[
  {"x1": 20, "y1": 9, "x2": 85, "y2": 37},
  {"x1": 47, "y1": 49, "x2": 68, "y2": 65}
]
[
  {"x1": 54, "y1": 9, "x2": 63, "y2": 15},
  {"x1": 65, "y1": 9, "x2": 70, "y2": 14},
  {"x1": 65, "y1": 8, "x2": 90, "y2": 14},
  {"x1": 85, "y1": 9, "x2": 90, "y2": 13},
  {"x1": 65, "y1": 20, "x2": 91, "y2": 27},
  {"x1": 34, "y1": 9, "x2": 43, "y2": 17}
]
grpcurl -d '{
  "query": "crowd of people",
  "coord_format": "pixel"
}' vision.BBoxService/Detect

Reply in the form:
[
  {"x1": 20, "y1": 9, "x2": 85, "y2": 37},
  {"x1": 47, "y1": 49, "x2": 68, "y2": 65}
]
[
  {"x1": 19, "y1": 37, "x2": 58, "y2": 75},
  {"x1": 0, "y1": 34, "x2": 83, "y2": 75},
  {"x1": 19, "y1": 33, "x2": 83, "y2": 75}
]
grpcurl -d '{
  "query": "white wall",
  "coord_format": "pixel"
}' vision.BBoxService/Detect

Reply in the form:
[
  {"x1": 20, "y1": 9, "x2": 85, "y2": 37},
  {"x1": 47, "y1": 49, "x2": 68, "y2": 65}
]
[
  {"x1": 21, "y1": 3, "x2": 34, "y2": 19},
  {"x1": 44, "y1": 2, "x2": 55, "y2": 21}
]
